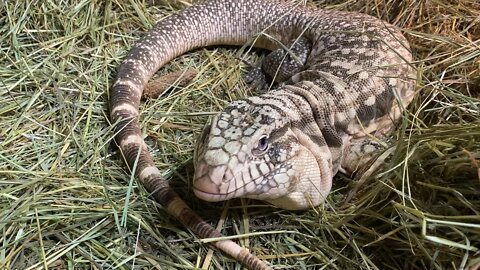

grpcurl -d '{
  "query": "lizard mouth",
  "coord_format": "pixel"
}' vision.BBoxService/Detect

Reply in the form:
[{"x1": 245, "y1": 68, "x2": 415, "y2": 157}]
[
  {"x1": 193, "y1": 187, "x2": 237, "y2": 201},
  {"x1": 194, "y1": 180, "x2": 261, "y2": 202}
]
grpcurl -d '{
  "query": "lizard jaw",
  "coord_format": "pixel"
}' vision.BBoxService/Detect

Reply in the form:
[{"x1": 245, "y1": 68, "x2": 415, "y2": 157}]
[{"x1": 193, "y1": 187, "x2": 236, "y2": 202}]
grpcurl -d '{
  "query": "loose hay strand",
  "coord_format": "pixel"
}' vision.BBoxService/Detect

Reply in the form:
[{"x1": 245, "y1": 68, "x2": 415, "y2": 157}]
[{"x1": 0, "y1": 0, "x2": 479, "y2": 269}]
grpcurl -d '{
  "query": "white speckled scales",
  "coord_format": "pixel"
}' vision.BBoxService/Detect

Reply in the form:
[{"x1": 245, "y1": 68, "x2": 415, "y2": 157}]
[
  {"x1": 111, "y1": 0, "x2": 414, "y2": 269},
  {"x1": 192, "y1": 5, "x2": 414, "y2": 210}
]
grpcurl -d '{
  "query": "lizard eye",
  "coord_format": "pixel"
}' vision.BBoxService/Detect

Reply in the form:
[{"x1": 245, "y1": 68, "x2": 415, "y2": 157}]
[{"x1": 253, "y1": 135, "x2": 269, "y2": 155}]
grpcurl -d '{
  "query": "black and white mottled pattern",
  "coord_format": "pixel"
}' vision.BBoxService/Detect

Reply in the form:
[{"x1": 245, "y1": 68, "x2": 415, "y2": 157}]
[{"x1": 111, "y1": 0, "x2": 414, "y2": 269}]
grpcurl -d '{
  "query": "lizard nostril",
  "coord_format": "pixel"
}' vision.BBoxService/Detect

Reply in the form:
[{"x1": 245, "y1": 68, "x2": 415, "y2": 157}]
[
  {"x1": 203, "y1": 149, "x2": 230, "y2": 166},
  {"x1": 208, "y1": 165, "x2": 227, "y2": 184}
]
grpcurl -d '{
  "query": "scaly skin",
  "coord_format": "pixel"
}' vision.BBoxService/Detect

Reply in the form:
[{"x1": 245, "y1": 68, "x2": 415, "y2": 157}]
[{"x1": 110, "y1": 0, "x2": 414, "y2": 269}]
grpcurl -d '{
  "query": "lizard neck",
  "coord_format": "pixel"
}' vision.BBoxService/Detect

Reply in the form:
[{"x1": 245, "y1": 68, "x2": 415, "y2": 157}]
[{"x1": 258, "y1": 85, "x2": 347, "y2": 176}]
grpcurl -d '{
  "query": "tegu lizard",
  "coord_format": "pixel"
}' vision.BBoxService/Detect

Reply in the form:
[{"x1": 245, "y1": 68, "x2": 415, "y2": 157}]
[{"x1": 110, "y1": 0, "x2": 415, "y2": 269}]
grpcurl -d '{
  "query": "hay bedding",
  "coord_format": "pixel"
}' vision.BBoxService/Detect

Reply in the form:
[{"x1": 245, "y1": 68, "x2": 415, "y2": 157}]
[{"x1": 0, "y1": 0, "x2": 479, "y2": 269}]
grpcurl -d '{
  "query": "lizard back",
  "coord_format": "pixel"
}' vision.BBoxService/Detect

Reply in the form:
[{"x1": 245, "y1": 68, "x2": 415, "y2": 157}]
[{"x1": 111, "y1": 0, "x2": 414, "y2": 268}]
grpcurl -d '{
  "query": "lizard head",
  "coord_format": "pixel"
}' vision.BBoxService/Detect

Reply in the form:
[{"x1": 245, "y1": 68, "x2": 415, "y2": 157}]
[{"x1": 193, "y1": 97, "x2": 332, "y2": 210}]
